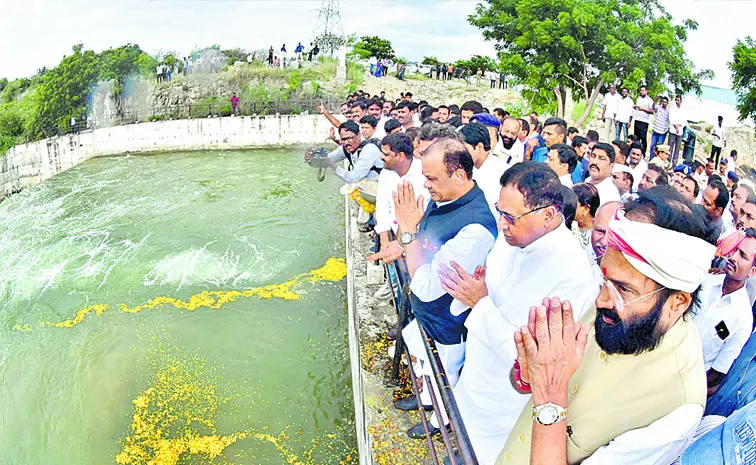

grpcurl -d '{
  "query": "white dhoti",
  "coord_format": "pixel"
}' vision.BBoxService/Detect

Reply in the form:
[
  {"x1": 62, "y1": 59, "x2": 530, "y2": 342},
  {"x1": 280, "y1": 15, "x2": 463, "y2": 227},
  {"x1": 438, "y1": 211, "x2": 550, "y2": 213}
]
[{"x1": 403, "y1": 319, "x2": 465, "y2": 427}]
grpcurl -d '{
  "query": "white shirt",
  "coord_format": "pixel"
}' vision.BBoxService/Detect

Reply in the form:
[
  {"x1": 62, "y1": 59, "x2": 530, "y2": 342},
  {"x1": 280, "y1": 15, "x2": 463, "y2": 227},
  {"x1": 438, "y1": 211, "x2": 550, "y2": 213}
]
[
  {"x1": 375, "y1": 158, "x2": 429, "y2": 235},
  {"x1": 668, "y1": 103, "x2": 687, "y2": 136},
  {"x1": 693, "y1": 274, "x2": 753, "y2": 373},
  {"x1": 590, "y1": 176, "x2": 622, "y2": 205},
  {"x1": 583, "y1": 404, "x2": 703, "y2": 465},
  {"x1": 634, "y1": 95, "x2": 655, "y2": 124},
  {"x1": 498, "y1": 139, "x2": 525, "y2": 165},
  {"x1": 328, "y1": 143, "x2": 384, "y2": 183},
  {"x1": 473, "y1": 154, "x2": 509, "y2": 218},
  {"x1": 603, "y1": 92, "x2": 621, "y2": 119},
  {"x1": 450, "y1": 225, "x2": 594, "y2": 463},
  {"x1": 711, "y1": 125, "x2": 726, "y2": 148},
  {"x1": 559, "y1": 174, "x2": 573, "y2": 188},
  {"x1": 410, "y1": 224, "x2": 496, "y2": 303},
  {"x1": 616, "y1": 96, "x2": 635, "y2": 124},
  {"x1": 372, "y1": 116, "x2": 390, "y2": 140},
  {"x1": 628, "y1": 159, "x2": 648, "y2": 191}
]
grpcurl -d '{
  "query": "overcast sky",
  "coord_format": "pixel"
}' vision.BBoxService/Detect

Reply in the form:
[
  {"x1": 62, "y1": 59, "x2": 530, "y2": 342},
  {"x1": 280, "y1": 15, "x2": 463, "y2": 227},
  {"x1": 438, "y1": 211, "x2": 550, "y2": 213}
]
[{"x1": 0, "y1": 0, "x2": 750, "y2": 89}]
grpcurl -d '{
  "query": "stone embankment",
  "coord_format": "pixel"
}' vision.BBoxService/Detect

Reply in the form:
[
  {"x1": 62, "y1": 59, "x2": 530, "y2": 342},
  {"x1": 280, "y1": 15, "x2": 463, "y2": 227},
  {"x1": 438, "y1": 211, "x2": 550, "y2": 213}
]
[{"x1": 0, "y1": 114, "x2": 333, "y2": 201}]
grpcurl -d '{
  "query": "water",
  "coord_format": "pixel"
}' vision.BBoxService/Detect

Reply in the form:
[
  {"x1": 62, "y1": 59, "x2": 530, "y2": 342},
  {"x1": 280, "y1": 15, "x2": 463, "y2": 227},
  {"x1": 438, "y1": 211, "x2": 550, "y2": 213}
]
[{"x1": 0, "y1": 149, "x2": 355, "y2": 464}]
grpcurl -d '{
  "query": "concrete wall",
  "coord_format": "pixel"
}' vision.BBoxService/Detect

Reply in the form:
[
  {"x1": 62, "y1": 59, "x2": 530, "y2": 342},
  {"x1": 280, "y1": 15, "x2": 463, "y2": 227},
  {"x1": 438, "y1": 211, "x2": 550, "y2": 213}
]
[{"x1": 0, "y1": 114, "x2": 333, "y2": 200}]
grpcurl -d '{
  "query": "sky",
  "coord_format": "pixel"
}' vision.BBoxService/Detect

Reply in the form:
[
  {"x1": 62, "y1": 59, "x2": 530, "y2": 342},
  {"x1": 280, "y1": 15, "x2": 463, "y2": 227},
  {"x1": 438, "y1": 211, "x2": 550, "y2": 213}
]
[{"x1": 0, "y1": 0, "x2": 751, "y2": 89}]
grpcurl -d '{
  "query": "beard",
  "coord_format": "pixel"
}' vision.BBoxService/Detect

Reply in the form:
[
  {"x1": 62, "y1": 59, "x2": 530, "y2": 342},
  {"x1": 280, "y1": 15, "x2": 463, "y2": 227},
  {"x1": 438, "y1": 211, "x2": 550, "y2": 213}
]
[
  {"x1": 594, "y1": 299, "x2": 665, "y2": 355},
  {"x1": 501, "y1": 136, "x2": 516, "y2": 150}
]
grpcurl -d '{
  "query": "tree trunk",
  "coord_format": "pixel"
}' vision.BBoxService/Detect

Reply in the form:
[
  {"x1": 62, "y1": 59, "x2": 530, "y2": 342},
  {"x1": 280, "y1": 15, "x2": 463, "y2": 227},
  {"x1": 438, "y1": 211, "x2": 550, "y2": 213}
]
[
  {"x1": 564, "y1": 88, "x2": 575, "y2": 123},
  {"x1": 575, "y1": 78, "x2": 605, "y2": 128},
  {"x1": 554, "y1": 86, "x2": 565, "y2": 119}
]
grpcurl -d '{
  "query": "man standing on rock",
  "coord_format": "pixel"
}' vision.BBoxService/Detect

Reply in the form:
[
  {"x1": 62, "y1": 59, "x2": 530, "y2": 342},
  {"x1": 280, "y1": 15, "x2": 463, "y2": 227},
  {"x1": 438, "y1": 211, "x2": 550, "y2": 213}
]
[
  {"x1": 633, "y1": 85, "x2": 654, "y2": 155},
  {"x1": 601, "y1": 84, "x2": 620, "y2": 143}
]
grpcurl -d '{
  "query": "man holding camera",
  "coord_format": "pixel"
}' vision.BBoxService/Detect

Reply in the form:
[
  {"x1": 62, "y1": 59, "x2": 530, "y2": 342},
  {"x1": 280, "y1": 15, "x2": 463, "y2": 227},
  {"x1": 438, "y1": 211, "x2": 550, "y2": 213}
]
[{"x1": 304, "y1": 120, "x2": 384, "y2": 183}]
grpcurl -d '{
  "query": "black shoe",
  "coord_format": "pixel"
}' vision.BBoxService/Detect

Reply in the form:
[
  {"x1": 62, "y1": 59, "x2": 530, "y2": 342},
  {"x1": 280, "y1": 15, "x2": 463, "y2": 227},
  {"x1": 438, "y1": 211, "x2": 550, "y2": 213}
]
[
  {"x1": 394, "y1": 395, "x2": 432, "y2": 411},
  {"x1": 407, "y1": 422, "x2": 440, "y2": 439}
]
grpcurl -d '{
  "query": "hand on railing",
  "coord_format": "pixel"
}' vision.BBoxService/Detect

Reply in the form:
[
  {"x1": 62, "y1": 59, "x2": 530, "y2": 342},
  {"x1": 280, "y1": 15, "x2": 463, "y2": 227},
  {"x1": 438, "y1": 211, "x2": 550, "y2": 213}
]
[{"x1": 367, "y1": 240, "x2": 403, "y2": 264}]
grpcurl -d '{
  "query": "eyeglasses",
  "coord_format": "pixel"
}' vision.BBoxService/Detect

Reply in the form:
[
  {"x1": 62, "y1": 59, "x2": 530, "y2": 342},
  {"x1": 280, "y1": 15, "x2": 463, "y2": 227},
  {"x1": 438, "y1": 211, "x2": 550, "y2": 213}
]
[
  {"x1": 601, "y1": 276, "x2": 666, "y2": 314},
  {"x1": 494, "y1": 204, "x2": 551, "y2": 225}
]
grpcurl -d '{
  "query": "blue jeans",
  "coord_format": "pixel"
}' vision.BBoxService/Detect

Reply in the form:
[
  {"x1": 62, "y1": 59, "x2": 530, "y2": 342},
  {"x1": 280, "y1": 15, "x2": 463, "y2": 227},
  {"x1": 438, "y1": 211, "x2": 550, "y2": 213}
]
[
  {"x1": 615, "y1": 121, "x2": 628, "y2": 142},
  {"x1": 681, "y1": 401, "x2": 756, "y2": 465},
  {"x1": 387, "y1": 264, "x2": 402, "y2": 311},
  {"x1": 650, "y1": 131, "x2": 667, "y2": 159}
]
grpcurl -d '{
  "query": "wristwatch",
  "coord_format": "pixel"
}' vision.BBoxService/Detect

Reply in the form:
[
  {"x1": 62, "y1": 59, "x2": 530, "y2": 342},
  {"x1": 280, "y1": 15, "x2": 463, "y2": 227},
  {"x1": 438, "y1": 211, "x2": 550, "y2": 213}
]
[
  {"x1": 399, "y1": 232, "x2": 416, "y2": 245},
  {"x1": 532, "y1": 402, "x2": 568, "y2": 426}
]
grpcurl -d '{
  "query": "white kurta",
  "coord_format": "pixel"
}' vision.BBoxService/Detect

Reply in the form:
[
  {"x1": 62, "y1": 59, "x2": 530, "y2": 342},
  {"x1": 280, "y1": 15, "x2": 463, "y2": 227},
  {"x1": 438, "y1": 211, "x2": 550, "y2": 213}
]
[
  {"x1": 473, "y1": 154, "x2": 509, "y2": 218},
  {"x1": 374, "y1": 158, "x2": 429, "y2": 235},
  {"x1": 590, "y1": 176, "x2": 622, "y2": 206},
  {"x1": 450, "y1": 225, "x2": 595, "y2": 465},
  {"x1": 629, "y1": 159, "x2": 648, "y2": 192},
  {"x1": 498, "y1": 139, "x2": 525, "y2": 165}
]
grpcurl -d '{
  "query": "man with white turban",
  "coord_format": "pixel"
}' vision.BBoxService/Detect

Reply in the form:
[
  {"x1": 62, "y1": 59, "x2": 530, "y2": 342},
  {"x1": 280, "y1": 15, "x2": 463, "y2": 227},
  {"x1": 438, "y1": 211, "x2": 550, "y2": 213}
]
[{"x1": 497, "y1": 185, "x2": 716, "y2": 465}]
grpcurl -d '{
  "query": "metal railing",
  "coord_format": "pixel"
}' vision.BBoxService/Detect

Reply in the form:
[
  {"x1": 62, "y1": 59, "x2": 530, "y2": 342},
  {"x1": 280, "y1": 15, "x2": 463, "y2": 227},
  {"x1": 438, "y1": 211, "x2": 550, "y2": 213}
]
[{"x1": 383, "y1": 233, "x2": 479, "y2": 465}]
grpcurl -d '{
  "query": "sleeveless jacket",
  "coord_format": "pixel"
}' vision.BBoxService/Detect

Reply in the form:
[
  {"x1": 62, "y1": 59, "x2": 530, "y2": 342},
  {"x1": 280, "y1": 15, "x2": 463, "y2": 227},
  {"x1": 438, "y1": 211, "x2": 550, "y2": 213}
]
[{"x1": 409, "y1": 184, "x2": 497, "y2": 345}]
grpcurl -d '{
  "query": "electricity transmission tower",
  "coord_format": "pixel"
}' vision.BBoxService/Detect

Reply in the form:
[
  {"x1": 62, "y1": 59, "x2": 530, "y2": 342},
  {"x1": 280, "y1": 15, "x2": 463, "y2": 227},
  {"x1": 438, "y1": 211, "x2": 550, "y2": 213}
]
[{"x1": 312, "y1": 0, "x2": 344, "y2": 57}]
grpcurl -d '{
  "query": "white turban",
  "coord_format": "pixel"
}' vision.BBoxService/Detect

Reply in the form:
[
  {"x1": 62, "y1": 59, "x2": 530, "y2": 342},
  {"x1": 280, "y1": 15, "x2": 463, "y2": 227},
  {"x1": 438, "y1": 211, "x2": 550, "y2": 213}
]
[{"x1": 607, "y1": 211, "x2": 716, "y2": 293}]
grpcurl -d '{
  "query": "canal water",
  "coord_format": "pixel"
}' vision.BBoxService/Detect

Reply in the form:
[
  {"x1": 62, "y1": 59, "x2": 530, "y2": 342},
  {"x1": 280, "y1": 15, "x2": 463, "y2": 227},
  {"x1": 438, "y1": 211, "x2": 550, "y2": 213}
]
[{"x1": 0, "y1": 149, "x2": 355, "y2": 464}]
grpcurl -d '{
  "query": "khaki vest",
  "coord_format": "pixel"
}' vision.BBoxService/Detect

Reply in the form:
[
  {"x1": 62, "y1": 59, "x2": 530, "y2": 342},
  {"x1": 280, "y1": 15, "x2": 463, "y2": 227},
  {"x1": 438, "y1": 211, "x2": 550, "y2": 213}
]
[{"x1": 496, "y1": 308, "x2": 706, "y2": 465}]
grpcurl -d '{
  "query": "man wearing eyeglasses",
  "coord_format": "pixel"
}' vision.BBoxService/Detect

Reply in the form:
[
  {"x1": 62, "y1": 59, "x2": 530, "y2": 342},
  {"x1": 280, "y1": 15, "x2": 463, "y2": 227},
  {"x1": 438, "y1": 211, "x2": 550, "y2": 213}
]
[
  {"x1": 435, "y1": 162, "x2": 594, "y2": 464},
  {"x1": 499, "y1": 186, "x2": 715, "y2": 465},
  {"x1": 304, "y1": 120, "x2": 384, "y2": 183},
  {"x1": 586, "y1": 142, "x2": 621, "y2": 206},
  {"x1": 370, "y1": 138, "x2": 497, "y2": 440}
]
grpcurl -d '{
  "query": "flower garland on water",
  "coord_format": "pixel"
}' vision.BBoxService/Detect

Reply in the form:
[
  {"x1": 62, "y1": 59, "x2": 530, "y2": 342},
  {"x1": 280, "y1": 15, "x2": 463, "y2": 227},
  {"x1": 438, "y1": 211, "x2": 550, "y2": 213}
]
[
  {"x1": 116, "y1": 349, "x2": 356, "y2": 465},
  {"x1": 17, "y1": 258, "x2": 347, "y2": 331}
]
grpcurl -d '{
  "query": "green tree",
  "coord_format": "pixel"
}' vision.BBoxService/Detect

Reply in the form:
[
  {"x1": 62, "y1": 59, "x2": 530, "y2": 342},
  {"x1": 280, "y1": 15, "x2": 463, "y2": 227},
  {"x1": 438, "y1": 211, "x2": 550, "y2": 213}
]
[
  {"x1": 730, "y1": 36, "x2": 756, "y2": 124},
  {"x1": 223, "y1": 48, "x2": 250, "y2": 65},
  {"x1": 351, "y1": 36, "x2": 395, "y2": 60},
  {"x1": 454, "y1": 55, "x2": 497, "y2": 74},
  {"x1": 421, "y1": 56, "x2": 440, "y2": 66},
  {"x1": 314, "y1": 33, "x2": 345, "y2": 58},
  {"x1": 469, "y1": 0, "x2": 713, "y2": 125}
]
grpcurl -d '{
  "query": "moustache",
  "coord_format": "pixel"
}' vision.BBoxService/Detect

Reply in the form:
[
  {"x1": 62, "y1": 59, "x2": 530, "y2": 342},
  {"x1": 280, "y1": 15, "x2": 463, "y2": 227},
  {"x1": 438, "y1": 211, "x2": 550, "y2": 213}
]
[
  {"x1": 597, "y1": 306, "x2": 621, "y2": 326},
  {"x1": 590, "y1": 164, "x2": 599, "y2": 171}
]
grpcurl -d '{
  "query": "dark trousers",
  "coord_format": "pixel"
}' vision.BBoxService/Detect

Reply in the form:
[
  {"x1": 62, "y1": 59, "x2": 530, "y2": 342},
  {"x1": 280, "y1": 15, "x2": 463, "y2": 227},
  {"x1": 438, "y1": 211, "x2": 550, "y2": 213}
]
[
  {"x1": 634, "y1": 121, "x2": 649, "y2": 155},
  {"x1": 711, "y1": 146, "x2": 723, "y2": 165}
]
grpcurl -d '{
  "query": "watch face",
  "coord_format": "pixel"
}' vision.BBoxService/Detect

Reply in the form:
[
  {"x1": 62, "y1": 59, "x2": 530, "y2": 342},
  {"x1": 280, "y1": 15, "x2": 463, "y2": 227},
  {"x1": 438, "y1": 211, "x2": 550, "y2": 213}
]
[
  {"x1": 401, "y1": 232, "x2": 412, "y2": 244},
  {"x1": 539, "y1": 405, "x2": 559, "y2": 424}
]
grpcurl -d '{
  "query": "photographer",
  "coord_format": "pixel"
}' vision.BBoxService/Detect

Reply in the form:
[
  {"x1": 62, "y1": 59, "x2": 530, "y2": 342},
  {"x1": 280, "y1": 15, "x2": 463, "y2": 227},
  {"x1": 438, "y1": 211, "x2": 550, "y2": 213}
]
[{"x1": 305, "y1": 120, "x2": 384, "y2": 184}]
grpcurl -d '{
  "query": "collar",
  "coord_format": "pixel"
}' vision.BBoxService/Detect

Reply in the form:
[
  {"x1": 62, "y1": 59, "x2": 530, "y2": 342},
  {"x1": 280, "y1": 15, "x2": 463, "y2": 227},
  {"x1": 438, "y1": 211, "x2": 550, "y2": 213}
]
[
  {"x1": 520, "y1": 221, "x2": 568, "y2": 255},
  {"x1": 430, "y1": 184, "x2": 483, "y2": 212}
]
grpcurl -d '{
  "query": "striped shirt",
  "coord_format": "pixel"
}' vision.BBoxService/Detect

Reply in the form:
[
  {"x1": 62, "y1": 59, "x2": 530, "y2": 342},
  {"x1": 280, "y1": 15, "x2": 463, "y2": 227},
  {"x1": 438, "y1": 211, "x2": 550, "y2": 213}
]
[{"x1": 653, "y1": 105, "x2": 670, "y2": 134}]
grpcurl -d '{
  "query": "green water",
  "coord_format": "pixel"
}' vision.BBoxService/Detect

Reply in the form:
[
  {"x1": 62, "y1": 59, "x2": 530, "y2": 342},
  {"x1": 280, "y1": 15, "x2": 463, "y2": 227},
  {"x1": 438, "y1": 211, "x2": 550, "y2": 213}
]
[{"x1": 0, "y1": 149, "x2": 355, "y2": 464}]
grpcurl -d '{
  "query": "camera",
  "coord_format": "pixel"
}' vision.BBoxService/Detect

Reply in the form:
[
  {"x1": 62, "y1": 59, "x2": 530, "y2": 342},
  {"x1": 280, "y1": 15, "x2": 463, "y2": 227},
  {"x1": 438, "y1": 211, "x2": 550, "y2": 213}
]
[
  {"x1": 306, "y1": 147, "x2": 330, "y2": 166},
  {"x1": 305, "y1": 147, "x2": 330, "y2": 182}
]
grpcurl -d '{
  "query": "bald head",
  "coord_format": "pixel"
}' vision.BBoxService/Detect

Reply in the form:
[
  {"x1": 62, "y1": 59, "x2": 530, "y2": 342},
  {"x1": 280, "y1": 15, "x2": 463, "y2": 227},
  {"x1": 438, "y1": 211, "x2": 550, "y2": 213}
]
[
  {"x1": 591, "y1": 201, "x2": 623, "y2": 261},
  {"x1": 500, "y1": 117, "x2": 522, "y2": 150}
]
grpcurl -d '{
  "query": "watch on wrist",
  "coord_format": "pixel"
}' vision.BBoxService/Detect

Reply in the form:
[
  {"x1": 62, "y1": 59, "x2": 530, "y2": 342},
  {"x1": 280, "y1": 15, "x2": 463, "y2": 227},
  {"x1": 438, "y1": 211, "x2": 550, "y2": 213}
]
[
  {"x1": 532, "y1": 402, "x2": 568, "y2": 426},
  {"x1": 399, "y1": 232, "x2": 416, "y2": 245}
]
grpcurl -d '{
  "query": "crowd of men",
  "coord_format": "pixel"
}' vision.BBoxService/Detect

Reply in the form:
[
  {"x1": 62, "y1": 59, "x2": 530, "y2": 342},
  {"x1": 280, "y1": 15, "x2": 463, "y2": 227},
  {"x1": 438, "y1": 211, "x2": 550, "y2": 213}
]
[{"x1": 305, "y1": 88, "x2": 753, "y2": 465}]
